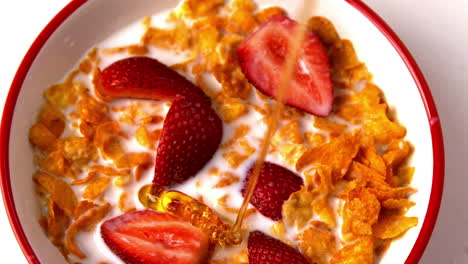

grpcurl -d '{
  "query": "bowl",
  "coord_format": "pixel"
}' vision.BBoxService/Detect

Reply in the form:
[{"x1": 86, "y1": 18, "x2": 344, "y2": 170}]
[{"x1": 0, "y1": 0, "x2": 444, "y2": 263}]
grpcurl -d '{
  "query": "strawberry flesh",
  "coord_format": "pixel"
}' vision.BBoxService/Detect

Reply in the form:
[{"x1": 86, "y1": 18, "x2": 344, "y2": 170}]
[
  {"x1": 241, "y1": 162, "x2": 303, "y2": 221},
  {"x1": 237, "y1": 15, "x2": 333, "y2": 116},
  {"x1": 100, "y1": 56, "x2": 207, "y2": 102},
  {"x1": 101, "y1": 210, "x2": 210, "y2": 264},
  {"x1": 153, "y1": 96, "x2": 223, "y2": 187},
  {"x1": 248, "y1": 231, "x2": 309, "y2": 264}
]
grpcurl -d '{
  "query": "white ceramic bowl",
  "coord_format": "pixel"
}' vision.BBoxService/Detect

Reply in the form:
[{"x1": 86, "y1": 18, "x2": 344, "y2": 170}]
[{"x1": 0, "y1": 0, "x2": 444, "y2": 263}]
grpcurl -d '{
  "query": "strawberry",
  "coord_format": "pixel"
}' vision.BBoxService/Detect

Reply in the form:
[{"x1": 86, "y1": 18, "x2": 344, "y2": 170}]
[
  {"x1": 100, "y1": 56, "x2": 207, "y2": 102},
  {"x1": 241, "y1": 162, "x2": 303, "y2": 221},
  {"x1": 101, "y1": 210, "x2": 210, "y2": 264},
  {"x1": 153, "y1": 96, "x2": 223, "y2": 186},
  {"x1": 248, "y1": 231, "x2": 309, "y2": 264},
  {"x1": 237, "y1": 15, "x2": 333, "y2": 116}
]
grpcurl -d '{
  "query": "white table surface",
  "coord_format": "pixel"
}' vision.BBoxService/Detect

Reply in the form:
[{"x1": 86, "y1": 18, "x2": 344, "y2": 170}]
[{"x1": 0, "y1": 0, "x2": 466, "y2": 263}]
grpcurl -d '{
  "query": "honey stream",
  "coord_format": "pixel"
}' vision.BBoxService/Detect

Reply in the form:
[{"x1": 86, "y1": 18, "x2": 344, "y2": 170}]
[{"x1": 139, "y1": 0, "x2": 314, "y2": 246}]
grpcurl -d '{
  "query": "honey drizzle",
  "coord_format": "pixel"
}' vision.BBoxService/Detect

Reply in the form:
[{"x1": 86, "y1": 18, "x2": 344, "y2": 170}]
[{"x1": 230, "y1": 0, "x2": 314, "y2": 233}]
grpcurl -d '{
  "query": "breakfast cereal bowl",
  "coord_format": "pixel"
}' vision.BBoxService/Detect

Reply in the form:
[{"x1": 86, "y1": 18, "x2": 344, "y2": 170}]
[{"x1": 0, "y1": 0, "x2": 444, "y2": 263}]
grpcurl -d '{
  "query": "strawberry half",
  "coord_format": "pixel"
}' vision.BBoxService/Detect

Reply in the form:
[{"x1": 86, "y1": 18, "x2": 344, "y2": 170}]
[
  {"x1": 101, "y1": 210, "x2": 210, "y2": 264},
  {"x1": 241, "y1": 161, "x2": 303, "y2": 221},
  {"x1": 237, "y1": 15, "x2": 333, "y2": 116},
  {"x1": 248, "y1": 231, "x2": 309, "y2": 264},
  {"x1": 153, "y1": 96, "x2": 223, "y2": 187},
  {"x1": 100, "y1": 56, "x2": 207, "y2": 102}
]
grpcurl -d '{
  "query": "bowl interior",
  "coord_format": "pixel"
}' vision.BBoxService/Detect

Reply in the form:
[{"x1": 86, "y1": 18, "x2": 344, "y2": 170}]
[{"x1": 6, "y1": 0, "x2": 433, "y2": 263}]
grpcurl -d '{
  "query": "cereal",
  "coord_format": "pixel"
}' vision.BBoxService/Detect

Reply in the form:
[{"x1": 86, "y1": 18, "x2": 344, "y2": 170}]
[
  {"x1": 342, "y1": 188, "x2": 380, "y2": 236},
  {"x1": 330, "y1": 236, "x2": 374, "y2": 264},
  {"x1": 29, "y1": 123, "x2": 58, "y2": 152},
  {"x1": 296, "y1": 133, "x2": 360, "y2": 182},
  {"x1": 255, "y1": 6, "x2": 286, "y2": 24},
  {"x1": 34, "y1": 172, "x2": 77, "y2": 217},
  {"x1": 38, "y1": 104, "x2": 66, "y2": 137},
  {"x1": 30, "y1": 1, "x2": 418, "y2": 262},
  {"x1": 66, "y1": 203, "x2": 111, "y2": 258},
  {"x1": 283, "y1": 186, "x2": 315, "y2": 229},
  {"x1": 297, "y1": 225, "x2": 336, "y2": 264},
  {"x1": 82, "y1": 177, "x2": 111, "y2": 200},
  {"x1": 373, "y1": 214, "x2": 418, "y2": 239}
]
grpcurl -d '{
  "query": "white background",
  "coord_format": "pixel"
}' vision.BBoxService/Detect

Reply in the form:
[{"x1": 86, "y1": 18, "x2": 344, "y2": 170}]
[{"x1": 0, "y1": 0, "x2": 466, "y2": 263}]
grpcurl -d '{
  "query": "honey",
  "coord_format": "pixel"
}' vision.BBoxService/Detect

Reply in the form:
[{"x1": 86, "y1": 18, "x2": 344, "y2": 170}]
[{"x1": 138, "y1": 184, "x2": 242, "y2": 246}]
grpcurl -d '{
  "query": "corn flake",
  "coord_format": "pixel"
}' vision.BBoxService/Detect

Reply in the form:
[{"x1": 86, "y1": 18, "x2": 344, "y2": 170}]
[
  {"x1": 115, "y1": 152, "x2": 152, "y2": 169},
  {"x1": 296, "y1": 133, "x2": 360, "y2": 182},
  {"x1": 215, "y1": 172, "x2": 240, "y2": 188},
  {"x1": 73, "y1": 200, "x2": 98, "y2": 219},
  {"x1": 283, "y1": 186, "x2": 315, "y2": 229},
  {"x1": 63, "y1": 137, "x2": 97, "y2": 165},
  {"x1": 330, "y1": 236, "x2": 374, "y2": 264},
  {"x1": 343, "y1": 188, "x2": 380, "y2": 236},
  {"x1": 29, "y1": 123, "x2": 58, "y2": 152},
  {"x1": 34, "y1": 172, "x2": 77, "y2": 217},
  {"x1": 77, "y1": 93, "x2": 109, "y2": 124},
  {"x1": 82, "y1": 177, "x2": 111, "y2": 200},
  {"x1": 297, "y1": 225, "x2": 336, "y2": 264},
  {"x1": 39, "y1": 104, "x2": 65, "y2": 137},
  {"x1": 66, "y1": 203, "x2": 110, "y2": 258},
  {"x1": 307, "y1": 16, "x2": 340, "y2": 46},
  {"x1": 372, "y1": 214, "x2": 418, "y2": 239},
  {"x1": 255, "y1": 6, "x2": 286, "y2": 24}
]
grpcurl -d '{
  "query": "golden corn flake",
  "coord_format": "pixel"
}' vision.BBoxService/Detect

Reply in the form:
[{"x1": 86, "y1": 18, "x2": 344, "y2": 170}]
[
  {"x1": 330, "y1": 236, "x2": 374, "y2": 264},
  {"x1": 40, "y1": 151, "x2": 73, "y2": 178},
  {"x1": 136, "y1": 125, "x2": 152, "y2": 149},
  {"x1": 39, "y1": 104, "x2": 65, "y2": 137},
  {"x1": 383, "y1": 139, "x2": 411, "y2": 168},
  {"x1": 118, "y1": 192, "x2": 136, "y2": 213},
  {"x1": 230, "y1": 9, "x2": 258, "y2": 34},
  {"x1": 270, "y1": 221, "x2": 287, "y2": 241},
  {"x1": 329, "y1": 39, "x2": 361, "y2": 71},
  {"x1": 71, "y1": 171, "x2": 98, "y2": 186},
  {"x1": 34, "y1": 172, "x2": 77, "y2": 217},
  {"x1": 304, "y1": 132, "x2": 326, "y2": 147},
  {"x1": 278, "y1": 120, "x2": 303, "y2": 144},
  {"x1": 66, "y1": 203, "x2": 110, "y2": 259},
  {"x1": 222, "y1": 151, "x2": 249, "y2": 169},
  {"x1": 29, "y1": 123, "x2": 58, "y2": 152},
  {"x1": 356, "y1": 137, "x2": 387, "y2": 176},
  {"x1": 230, "y1": 0, "x2": 256, "y2": 12},
  {"x1": 184, "y1": 0, "x2": 223, "y2": 18},
  {"x1": 73, "y1": 200, "x2": 98, "y2": 219},
  {"x1": 89, "y1": 165, "x2": 129, "y2": 177},
  {"x1": 307, "y1": 16, "x2": 340, "y2": 46},
  {"x1": 45, "y1": 71, "x2": 84, "y2": 109},
  {"x1": 79, "y1": 121, "x2": 95, "y2": 139},
  {"x1": 283, "y1": 186, "x2": 315, "y2": 229},
  {"x1": 346, "y1": 162, "x2": 386, "y2": 186},
  {"x1": 255, "y1": 6, "x2": 286, "y2": 24},
  {"x1": 297, "y1": 225, "x2": 336, "y2": 264},
  {"x1": 115, "y1": 152, "x2": 152, "y2": 169},
  {"x1": 372, "y1": 214, "x2": 418, "y2": 239},
  {"x1": 312, "y1": 197, "x2": 336, "y2": 228},
  {"x1": 221, "y1": 125, "x2": 250, "y2": 149},
  {"x1": 82, "y1": 176, "x2": 111, "y2": 200},
  {"x1": 314, "y1": 117, "x2": 347, "y2": 136},
  {"x1": 114, "y1": 174, "x2": 132, "y2": 188},
  {"x1": 101, "y1": 44, "x2": 148, "y2": 55},
  {"x1": 343, "y1": 188, "x2": 380, "y2": 236},
  {"x1": 134, "y1": 163, "x2": 150, "y2": 182},
  {"x1": 278, "y1": 143, "x2": 308, "y2": 166},
  {"x1": 77, "y1": 93, "x2": 109, "y2": 124},
  {"x1": 363, "y1": 104, "x2": 406, "y2": 144},
  {"x1": 395, "y1": 166, "x2": 415, "y2": 186},
  {"x1": 94, "y1": 121, "x2": 126, "y2": 160},
  {"x1": 381, "y1": 198, "x2": 415, "y2": 210},
  {"x1": 43, "y1": 199, "x2": 70, "y2": 246},
  {"x1": 215, "y1": 172, "x2": 240, "y2": 188},
  {"x1": 63, "y1": 137, "x2": 97, "y2": 165},
  {"x1": 296, "y1": 133, "x2": 360, "y2": 182},
  {"x1": 214, "y1": 93, "x2": 249, "y2": 123}
]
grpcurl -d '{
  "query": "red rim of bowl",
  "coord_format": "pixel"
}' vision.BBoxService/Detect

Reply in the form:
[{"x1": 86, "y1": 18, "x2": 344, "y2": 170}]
[{"x1": 0, "y1": 0, "x2": 444, "y2": 263}]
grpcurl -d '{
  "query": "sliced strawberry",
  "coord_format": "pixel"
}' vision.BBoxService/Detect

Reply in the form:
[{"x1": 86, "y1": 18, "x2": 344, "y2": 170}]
[
  {"x1": 237, "y1": 15, "x2": 333, "y2": 116},
  {"x1": 100, "y1": 56, "x2": 207, "y2": 102},
  {"x1": 101, "y1": 210, "x2": 210, "y2": 264},
  {"x1": 248, "y1": 231, "x2": 309, "y2": 264},
  {"x1": 241, "y1": 161, "x2": 303, "y2": 221},
  {"x1": 153, "y1": 96, "x2": 223, "y2": 187}
]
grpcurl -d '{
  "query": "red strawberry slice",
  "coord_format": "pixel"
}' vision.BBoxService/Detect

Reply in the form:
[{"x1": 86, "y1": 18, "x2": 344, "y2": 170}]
[
  {"x1": 101, "y1": 210, "x2": 210, "y2": 264},
  {"x1": 237, "y1": 15, "x2": 333, "y2": 116},
  {"x1": 153, "y1": 96, "x2": 223, "y2": 187},
  {"x1": 100, "y1": 56, "x2": 207, "y2": 102},
  {"x1": 248, "y1": 231, "x2": 309, "y2": 264},
  {"x1": 241, "y1": 161, "x2": 303, "y2": 221}
]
